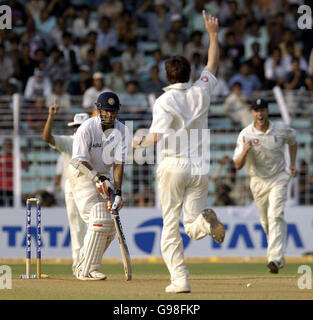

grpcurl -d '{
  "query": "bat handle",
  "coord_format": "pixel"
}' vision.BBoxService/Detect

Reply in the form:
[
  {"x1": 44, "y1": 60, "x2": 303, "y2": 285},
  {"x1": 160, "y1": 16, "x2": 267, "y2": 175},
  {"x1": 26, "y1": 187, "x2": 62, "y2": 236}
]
[{"x1": 108, "y1": 188, "x2": 119, "y2": 216}]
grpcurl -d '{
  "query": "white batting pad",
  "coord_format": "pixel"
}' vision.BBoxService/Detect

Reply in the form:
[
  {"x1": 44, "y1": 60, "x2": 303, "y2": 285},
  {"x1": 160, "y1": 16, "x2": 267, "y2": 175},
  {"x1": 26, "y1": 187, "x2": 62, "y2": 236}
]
[{"x1": 80, "y1": 202, "x2": 115, "y2": 276}]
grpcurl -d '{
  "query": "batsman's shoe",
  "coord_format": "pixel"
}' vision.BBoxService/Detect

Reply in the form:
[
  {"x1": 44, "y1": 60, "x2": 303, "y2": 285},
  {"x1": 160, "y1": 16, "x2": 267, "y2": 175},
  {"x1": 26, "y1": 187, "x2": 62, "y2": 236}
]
[
  {"x1": 267, "y1": 260, "x2": 284, "y2": 274},
  {"x1": 75, "y1": 268, "x2": 107, "y2": 281},
  {"x1": 165, "y1": 283, "x2": 191, "y2": 294},
  {"x1": 202, "y1": 209, "x2": 225, "y2": 244}
]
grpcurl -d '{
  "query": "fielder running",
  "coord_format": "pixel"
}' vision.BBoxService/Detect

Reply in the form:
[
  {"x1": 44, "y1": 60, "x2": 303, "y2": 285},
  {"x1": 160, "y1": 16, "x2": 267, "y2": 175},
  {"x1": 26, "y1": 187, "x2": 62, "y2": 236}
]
[
  {"x1": 68, "y1": 91, "x2": 129, "y2": 280},
  {"x1": 132, "y1": 12, "x2": 225, "y2": 293},
  {"x1": 233, "y1": 98, "x2": 297, "y2": 273},
  {"x1": 42, "y1": 101, "x2": 89, "y2": 273}
]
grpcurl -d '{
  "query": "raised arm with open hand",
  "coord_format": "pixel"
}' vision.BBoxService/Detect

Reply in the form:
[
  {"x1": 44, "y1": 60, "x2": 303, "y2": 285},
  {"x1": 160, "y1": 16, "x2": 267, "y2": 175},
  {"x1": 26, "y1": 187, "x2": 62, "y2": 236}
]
[{"x1": 202, "y1": 10, "x2": 219, "y2": 76}]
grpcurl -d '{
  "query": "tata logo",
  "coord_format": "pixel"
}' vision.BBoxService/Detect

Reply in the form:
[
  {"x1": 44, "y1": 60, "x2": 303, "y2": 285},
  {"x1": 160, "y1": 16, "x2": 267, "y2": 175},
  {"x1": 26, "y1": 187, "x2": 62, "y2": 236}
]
[{"x1": 134, "y1": 218, "x2": 191, "y2": 254}]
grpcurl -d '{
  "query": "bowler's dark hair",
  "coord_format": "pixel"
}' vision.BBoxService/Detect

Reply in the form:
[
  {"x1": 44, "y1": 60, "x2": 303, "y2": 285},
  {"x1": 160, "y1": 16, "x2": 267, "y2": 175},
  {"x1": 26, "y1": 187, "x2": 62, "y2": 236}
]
[{"x1": 165, "y1": 56, "x2": 191, "y2": 84}]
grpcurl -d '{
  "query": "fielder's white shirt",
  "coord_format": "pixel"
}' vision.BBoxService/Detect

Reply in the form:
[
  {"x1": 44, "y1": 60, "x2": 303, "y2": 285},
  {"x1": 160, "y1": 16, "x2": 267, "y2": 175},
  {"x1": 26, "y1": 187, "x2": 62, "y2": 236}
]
[
  {"x1": 72, "y1": 116, "x2": 129, "y2": 179},
  {"x1": 51, "y1": 135, "x2": 74, "y2": 192},
  {"x1": 233, "y1": 121, "x2": 297, "y2": 178},
  {"x1": 149, "y1": 68, "x2": 217, "y2": 159}
]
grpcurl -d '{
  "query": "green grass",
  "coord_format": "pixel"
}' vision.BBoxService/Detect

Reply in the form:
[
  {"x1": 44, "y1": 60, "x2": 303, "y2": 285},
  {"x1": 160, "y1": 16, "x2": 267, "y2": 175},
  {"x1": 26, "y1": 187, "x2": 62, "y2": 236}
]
[
  {"x1": 2, "y1": 263, "x2": 312, "y2": 300},
  {"x1": 10, "y1": 262, "x2": 313, "y2": 278}
]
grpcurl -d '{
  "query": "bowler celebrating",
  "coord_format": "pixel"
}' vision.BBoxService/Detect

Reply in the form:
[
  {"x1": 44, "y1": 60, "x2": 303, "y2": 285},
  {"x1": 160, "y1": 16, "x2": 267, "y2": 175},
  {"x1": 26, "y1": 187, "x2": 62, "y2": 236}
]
[
  {"x1": 133, "y1": 12, "x2": 225, "y2": 293},
  {"x1": 233, "y1": 98, "x2": 297, "y2": 273}
]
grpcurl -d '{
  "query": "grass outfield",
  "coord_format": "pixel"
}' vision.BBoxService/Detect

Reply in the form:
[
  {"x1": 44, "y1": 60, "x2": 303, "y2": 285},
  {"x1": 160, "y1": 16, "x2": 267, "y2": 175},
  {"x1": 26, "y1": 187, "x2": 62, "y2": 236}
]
[{"x1": 1, "y1": 262, "x2": 313, "y2": 300}]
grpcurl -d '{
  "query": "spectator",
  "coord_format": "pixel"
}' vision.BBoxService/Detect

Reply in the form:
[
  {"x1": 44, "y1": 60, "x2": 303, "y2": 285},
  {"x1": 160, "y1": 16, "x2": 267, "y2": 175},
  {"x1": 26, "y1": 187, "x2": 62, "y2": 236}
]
[
  {"x1": 72, "y1": 6, "x2": 98, "y2": 40},
  {"x1": 21, "y1": 17, "x2": 53, "y2": 56},
  {"x1": 59, "y1": 32, "x2": 82, "y2": 73},
  {"x1": 228, "y1": 63, "x2": 262, "y2": 96},
  {"x1": 284, "y1": 58, "x2": 313, "y2": 91},
  {"x1": 69, "y1": 65, "x2": 93, "y2": 96},
  {"x1": 46, "y1": 79, "x2": 71, "y2": 111},
  {"x1": 141, "y1": 49, "x2": 167, "y2": 83},
  {"x1": 106, "y1": 61, "x2": 131, "y2": 94},
  {"x1": 264, "y1": 47, "x2": 286, "y2": 89},
  {"x1": 46, "y1": 0, "x2": 71, "y2": 17},
  {"x1": 26, "y1": 0, "x2": 46, "y2": 20},
  {"x1": 119, "y1": 80, "x2": 149, "y2": 116},
  {"x1": 51, "y1": 16, "x2": 69, "y2": 47},
  {"x1": 222, "y1": 31, "x2": 244, "y2": 69},
  {"x1": 0, "y1": 44, "x2": 14, "y2": 91},
  {"x1": 139, "y1": 65, "x2": 167, "y2": 97},
  {"x1": 27, "y1": 96, "x2": 49, "y2": 132},
  {"x1": 169, "y1": 13, "x2": 189, "y2": 45},
  {"x1": 160, "y1": 30, "x2": 184, "y2": 58},
  {"x1": 45, "y1": 46, "x2": 70, "y2": 89},
  {"x1": 80, "y1": 31, "x2": 102, "y2": 61},
  {"x1": 0, "y1": 138, "x2": 29, "y2": 207},
  {"x1": 279, "y1": 28, "x2": 302, "y2": 58},
  {"x1": 35, "y1": 8, "x2": 57, "y2": 34},
  {"x1": 217, "y1": 47, "x2": 235, "y2": 82},
  {"x1": 211, "y1": 76, "x2": 229, "y2": 103},
  {"x1": 115, "y1": 10, "x2": 138, "y2": 44},
  {"x1": 96, "y1": 16, "x2": 118, "y2": 53},
  {"x1": 182, "y1": 0, "x2": 217, "y2": 33},
  {"x1": 137, "y1": 0, "x2": 171, "y2": 42},
  {"x1": 283, "y1": 58, "x2": 313, "y2": 116},
  {"x1": 98, "y1": 0, "x2": 123, "y2": 20},
  {"x1": 281, "y1": 41, "x2": 308, "y2": 73},
  {"x1": 223, "y1": 0, "x2": 238, "y2": 27},
  {"x1": 184, "y1": 31, "x2": 207, "y2": 63},
  {"x1": 16, "y1": 43, "x2": 37, "y2": 90},
  {"x1": 121, "y1": 40, "x2": 145, "y2": 78},
  {"x1": 246, "y1": 42, "x2": 265, "y2": 82},
  {"x1": 243, "y1": 21, "x2": 269, "y2": 60},
  {"x1": 84, "y1": 48, "x2": 103, "y2": 75},
  {"x1": 82, "y1": 72, "x2": 111, "y2": 114},
  {"x1": 223, "y1": 82, "x2": 253, "y2": 128},
  {"x1": 24, "y1": 68, "x2": 52, "y2": 100},
  {"x1": 211, "y1": 156, "x2": 250, "y2": 206},
  {"x1": 266, "y1": 12, "x2": 286, "y2": 50},
  {"x1": 33, "y1": 48, "x2": 47, "y2": 70},
  {"x1": 189, "y1": 52, "x2": 205, "y2": 83}
]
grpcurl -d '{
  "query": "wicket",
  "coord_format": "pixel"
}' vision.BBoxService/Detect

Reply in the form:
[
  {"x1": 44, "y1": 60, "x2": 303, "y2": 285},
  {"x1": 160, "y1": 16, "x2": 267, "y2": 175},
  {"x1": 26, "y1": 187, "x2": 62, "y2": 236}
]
[{"x1": 20, "y1": 198, "x2": 41, "y2": 279}]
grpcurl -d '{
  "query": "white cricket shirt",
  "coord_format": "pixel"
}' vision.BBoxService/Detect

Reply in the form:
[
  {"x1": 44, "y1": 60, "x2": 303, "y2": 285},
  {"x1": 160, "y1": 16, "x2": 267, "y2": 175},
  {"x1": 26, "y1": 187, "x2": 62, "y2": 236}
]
[
  {"x1": 72, "y1": 116, "x2": 129, "y2": 178},
  {"x1": 233, "y1": 121, "x2": 297, "y2": 178},
  {"x1": 149, "y1": 68, "x2": 217, "y2": 159},
  {"x1": 50, "y1": 135, "x2": 74, "y2": 192}
]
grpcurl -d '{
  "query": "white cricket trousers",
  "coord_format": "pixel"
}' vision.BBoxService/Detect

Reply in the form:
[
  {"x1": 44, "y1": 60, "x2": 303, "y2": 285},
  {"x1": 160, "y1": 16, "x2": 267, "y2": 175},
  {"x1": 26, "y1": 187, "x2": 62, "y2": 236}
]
[
  {"x1": 64, "y1": 179, "x2": 85, "y2": 271},
  {"x1": 157, "y1": 157, "x2": 212, "y2": 285},
  {"x1": 250, "y1": 171, "x2": 291, "y2": 264},
  {"x1": 68, "y1": 166, "x2": 105, "y2": 223}
]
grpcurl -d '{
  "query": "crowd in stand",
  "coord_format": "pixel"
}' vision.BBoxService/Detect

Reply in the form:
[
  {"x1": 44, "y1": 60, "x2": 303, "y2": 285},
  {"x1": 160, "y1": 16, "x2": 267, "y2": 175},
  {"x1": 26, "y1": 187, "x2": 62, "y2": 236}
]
[
  {"x1": 0, "y1": 0, "x2": 313, "y2": 125},
  {"x1": 1, "y1": 0, "x2": 313, "y2": 207}
]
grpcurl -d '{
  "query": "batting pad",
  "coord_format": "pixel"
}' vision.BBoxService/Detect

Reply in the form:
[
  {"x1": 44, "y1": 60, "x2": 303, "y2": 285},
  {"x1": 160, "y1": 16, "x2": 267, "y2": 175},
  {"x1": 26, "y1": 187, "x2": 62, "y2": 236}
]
[{"x1": 81, "y1": 202, "x2": 115, "y2": 276}]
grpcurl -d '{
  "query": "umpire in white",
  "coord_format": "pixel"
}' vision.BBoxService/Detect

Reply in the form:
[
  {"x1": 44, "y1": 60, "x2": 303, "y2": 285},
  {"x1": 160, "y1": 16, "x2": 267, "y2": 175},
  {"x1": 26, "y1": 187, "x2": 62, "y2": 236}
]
[
  {"x1": 43, "y1": 101, "x2": 89, "y2": 273},
  {"x1": 233, "y1": 98, "x2": 298, "y2": 273}
]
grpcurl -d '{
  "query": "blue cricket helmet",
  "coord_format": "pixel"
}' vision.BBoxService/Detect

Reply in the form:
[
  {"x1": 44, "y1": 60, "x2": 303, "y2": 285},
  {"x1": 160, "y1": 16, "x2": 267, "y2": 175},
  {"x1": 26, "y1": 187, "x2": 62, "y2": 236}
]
[{"x1": 95, "y1": 91, "x2": 121, "y2": 111}]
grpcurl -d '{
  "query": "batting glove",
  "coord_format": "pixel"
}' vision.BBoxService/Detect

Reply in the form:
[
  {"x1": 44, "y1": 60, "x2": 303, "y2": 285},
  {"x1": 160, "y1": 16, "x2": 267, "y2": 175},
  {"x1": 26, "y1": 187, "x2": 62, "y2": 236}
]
[
  {"x1": 107, "y1": 189, "x2": 125, "y2": 212},
  {"x1": 96, "y1": 175, "x2": 114, "y2": 198}
]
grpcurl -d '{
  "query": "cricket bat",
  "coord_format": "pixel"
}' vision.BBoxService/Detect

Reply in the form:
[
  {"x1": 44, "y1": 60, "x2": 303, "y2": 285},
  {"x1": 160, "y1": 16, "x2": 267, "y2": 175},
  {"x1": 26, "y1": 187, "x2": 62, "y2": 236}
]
[{"x1": 70, "y1": 159, "x2": 132, "y2": 280}]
